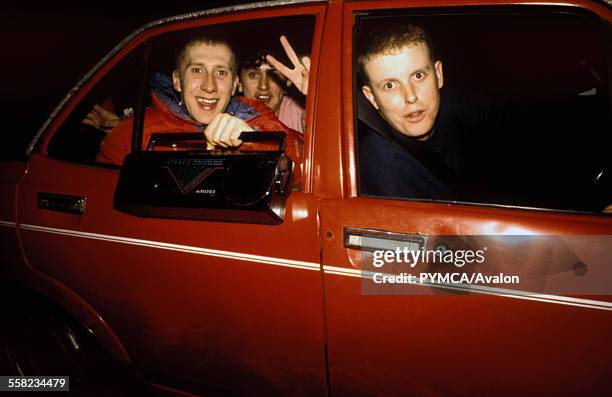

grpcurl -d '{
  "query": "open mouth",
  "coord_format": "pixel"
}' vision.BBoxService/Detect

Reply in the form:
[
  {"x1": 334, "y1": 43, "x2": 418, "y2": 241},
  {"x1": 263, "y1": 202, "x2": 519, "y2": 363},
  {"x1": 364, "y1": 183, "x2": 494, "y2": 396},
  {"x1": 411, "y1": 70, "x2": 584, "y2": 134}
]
[
  {"x1": 196, "y1": 97, "x2": 218, "y2": 110},
  {"x1": 405, "y1": 110, "x2": 425, "y2": 123},
  {"x1": 256, "y1": 95, "x2": 271, "y2": 102}
]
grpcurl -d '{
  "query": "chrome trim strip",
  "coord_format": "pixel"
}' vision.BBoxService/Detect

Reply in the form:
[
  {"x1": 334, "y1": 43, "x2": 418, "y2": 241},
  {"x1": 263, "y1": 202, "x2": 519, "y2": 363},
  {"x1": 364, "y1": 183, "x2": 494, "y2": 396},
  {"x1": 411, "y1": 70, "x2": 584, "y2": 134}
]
[
  {"x1": 20, "y1": 223, "x2": 321, "y2": 272},
  {"x1": 323, "y1": 267, "x2": 363, "y2": 278},
  {"x1": 323, "y1": 265, "x2": 612, "y2": 311},
  {"x1": 16, "y1": 223, "x2": 612, "y2": 311},
  {"x1": 0, "y1": 220, "x2": 17, "y2": 228},
  {"x1": 26, "y1": 0, "x2": 325, "y2": 156}
]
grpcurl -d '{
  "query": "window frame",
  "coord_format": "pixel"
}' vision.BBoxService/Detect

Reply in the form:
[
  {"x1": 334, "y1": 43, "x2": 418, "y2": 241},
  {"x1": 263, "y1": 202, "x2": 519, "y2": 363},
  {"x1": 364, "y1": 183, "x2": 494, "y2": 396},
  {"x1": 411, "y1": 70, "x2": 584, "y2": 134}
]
[
  {"x1": 30, "y1": 1, "x2": 326, "y2": 193},
  {"x1": 345, "y1": 0, "x2": 612, "y2": 216}
]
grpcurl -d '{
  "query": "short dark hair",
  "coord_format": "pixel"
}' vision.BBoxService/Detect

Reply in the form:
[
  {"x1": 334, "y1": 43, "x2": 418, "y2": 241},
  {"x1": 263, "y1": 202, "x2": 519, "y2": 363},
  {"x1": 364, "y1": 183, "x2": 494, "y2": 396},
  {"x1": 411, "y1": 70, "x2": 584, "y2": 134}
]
[
  {"x1": 239, "y1": 49, "x2": 268, "y2": 71},
  {"x1": 237, "y1": 47, "x2": 289, "y2": 87},
  {"x1": 356, "y1": 23, "x2": 435, "y2": 84},
  {"x1": 174, "y1": 35, "x2": 238, "y2": 74},
  {"x1": 238, "y1": 45, "x2": 287, "y2": 72}
]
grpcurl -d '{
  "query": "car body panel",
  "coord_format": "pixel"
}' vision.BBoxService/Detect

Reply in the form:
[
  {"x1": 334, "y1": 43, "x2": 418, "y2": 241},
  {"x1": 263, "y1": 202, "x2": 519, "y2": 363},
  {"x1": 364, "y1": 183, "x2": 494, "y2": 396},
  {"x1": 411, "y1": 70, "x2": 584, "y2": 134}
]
[
  {"x1": 318, "y1": 198, "x2": 612, "y2": 396},
  {"x1": 17, "y1": 155, "x2": 327, "y2": 395},
  {"x1": 14, "y1": 3, "x2": 330, "y2": 395},
  {"x1": 1, "y1": 0, "x2": 611, "y2": 395},
  {"x1": 317, "y1": 0, "x2": 612, "y2": 396}
]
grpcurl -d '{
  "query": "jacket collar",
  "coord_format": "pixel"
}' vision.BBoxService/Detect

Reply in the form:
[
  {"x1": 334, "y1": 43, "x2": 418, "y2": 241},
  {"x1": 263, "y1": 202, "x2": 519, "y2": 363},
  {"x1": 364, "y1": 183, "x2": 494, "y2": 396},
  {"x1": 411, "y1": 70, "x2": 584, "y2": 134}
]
[{"x1": 149, "y1": 72, "x2": 260, "y2": 127}]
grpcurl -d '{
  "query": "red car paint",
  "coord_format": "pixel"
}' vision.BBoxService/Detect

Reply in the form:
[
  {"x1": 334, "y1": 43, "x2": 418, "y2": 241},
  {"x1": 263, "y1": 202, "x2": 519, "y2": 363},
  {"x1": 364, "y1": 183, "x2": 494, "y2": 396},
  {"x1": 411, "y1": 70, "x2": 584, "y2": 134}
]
[{"x1": 1, "y1": 1, "x2": 611, "y2": 395}]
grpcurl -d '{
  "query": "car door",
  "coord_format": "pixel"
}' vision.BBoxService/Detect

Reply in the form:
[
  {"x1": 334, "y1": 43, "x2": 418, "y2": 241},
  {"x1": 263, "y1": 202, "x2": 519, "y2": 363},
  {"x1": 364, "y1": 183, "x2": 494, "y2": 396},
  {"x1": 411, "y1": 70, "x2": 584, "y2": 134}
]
[
  {"x1": 317, "y1": 1, "x2": 612, "y2": 396},
  {"x1": 17, "y1": 4, "x2": 328, "y2": 396}
]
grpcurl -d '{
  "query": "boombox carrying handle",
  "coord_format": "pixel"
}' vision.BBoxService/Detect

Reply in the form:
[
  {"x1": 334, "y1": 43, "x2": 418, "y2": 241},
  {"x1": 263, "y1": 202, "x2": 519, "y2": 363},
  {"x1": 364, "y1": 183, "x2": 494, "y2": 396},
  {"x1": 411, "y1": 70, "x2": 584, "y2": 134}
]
[
  {"x1": 147, "y1": 131, "x2": 287, "y2": 152},
  {"x1": 238, "y1": 131, "x2": 286, "y2": 151}
]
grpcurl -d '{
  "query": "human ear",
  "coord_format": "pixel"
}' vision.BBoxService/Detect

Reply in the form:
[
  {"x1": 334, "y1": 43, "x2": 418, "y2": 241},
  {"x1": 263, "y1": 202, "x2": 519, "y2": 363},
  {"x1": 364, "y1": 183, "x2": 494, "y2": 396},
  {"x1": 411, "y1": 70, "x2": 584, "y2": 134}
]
[
  {"x1": 172, "y1": 70, "x2": 182, "y2": 92},
  {"x1": 434, "y1": 61, "x2": 444, "y2": 89},
  {"x1": 362, "y1": 85, "x2": 379, "y2": 110},
  {"x1": 231, "y1": 75, "x2": 239, "y2": 95}
]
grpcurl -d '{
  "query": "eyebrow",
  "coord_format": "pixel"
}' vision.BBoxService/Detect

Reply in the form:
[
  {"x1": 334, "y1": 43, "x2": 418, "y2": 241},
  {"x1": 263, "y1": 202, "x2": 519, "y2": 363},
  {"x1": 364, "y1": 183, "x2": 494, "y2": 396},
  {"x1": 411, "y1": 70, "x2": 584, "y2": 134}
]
[
  {"x1": 376, "y1": 59, "x2": 433, "y2": 78},
  {"x1": 187, "y1": 62, "x2": 231, "y2": 69},
  {"x1": 374, "y1": 64, "x2": 434, "y2": 85},
  {"x1": 411, "y1": 64, "x2": 434, "y2": 75}
]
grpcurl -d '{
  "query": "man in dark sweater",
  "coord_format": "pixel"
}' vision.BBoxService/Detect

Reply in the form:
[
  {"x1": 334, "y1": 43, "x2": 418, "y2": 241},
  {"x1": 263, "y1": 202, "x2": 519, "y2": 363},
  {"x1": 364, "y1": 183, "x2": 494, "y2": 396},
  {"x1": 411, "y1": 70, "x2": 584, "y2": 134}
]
[
  {"x1": 356, "y1": 23, "x2": 465, "y2": 200},
  {"x1": 356, "y1": 24, "x2": 611, "y2": 212}
]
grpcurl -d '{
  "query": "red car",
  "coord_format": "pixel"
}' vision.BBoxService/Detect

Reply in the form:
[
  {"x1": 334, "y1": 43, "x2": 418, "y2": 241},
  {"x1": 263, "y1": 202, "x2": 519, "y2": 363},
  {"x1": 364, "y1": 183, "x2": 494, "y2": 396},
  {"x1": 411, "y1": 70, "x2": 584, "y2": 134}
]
[{"x1": 1, "y1": 0, "x2": 611, "y2": 395}]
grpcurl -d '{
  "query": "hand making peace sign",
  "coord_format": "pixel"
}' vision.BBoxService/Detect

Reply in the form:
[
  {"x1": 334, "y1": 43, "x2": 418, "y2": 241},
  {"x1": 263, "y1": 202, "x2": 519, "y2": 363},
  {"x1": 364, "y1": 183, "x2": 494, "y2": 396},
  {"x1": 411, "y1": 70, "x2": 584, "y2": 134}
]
[{"x1": 266, "y1": 35, "x2": 311, "y2": 96}]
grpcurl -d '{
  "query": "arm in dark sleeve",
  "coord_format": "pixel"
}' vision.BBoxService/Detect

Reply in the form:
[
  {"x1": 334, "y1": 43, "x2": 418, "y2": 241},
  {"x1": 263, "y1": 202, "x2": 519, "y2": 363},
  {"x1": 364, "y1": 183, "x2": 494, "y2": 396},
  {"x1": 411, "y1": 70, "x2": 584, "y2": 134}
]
[{"x1": 359, "y1": 129, "x2": 450, "y2": 200}]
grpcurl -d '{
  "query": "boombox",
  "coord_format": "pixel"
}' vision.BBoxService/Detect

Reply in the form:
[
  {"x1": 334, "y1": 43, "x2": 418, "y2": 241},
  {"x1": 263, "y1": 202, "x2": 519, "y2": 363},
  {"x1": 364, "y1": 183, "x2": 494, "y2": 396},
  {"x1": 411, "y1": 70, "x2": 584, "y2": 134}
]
[{"x1": 114, "y1": 132, "x2": 293, "y2": 224}]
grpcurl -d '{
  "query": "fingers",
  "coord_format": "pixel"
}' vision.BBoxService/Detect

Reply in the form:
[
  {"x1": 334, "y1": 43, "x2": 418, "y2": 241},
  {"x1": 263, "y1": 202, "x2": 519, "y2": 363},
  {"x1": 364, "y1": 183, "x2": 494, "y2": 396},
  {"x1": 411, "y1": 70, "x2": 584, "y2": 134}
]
[
  {"x1": 82, "y1": 105, "x2": 121, "y2": 133},
  {"x1": 267, "y1": 36, "x2": 310, "y2": 96},
  {"x1": 83, "y1": 110, "x2": 104, "y2": 130},
  {"x1": 265, "y1": 36, "x2": 300, "y2": 78},
  {"x1": 96, "y1": 105, "x2": 121, "y2": 123},
  {"x1": 266, "y1": 54, "x2": 293, "y2": 80},
  {"x1": 205, "y1": 114, "x2": 255, "y2": 149},
  {"x1": 214, "y1": 115, "x2": 231, "y2": 148},
  {"x1": 92, "y1": 104, "x2": 105, "y2": 113},
  {"x1": 301, "y1": 56, "x2": 311, "y2": 73},
  {"x1": 100, "y1": 118, "x2": 121, "y2": 130},
  {"x1": 298, "y1": 56, "x2": 311, "y2": 95},
  {"x1": 266, "y1": 54, "x2": 306, "y2": 95},
  {"x1": 82, "y1": 116, "x2": 96, "y2": 128},
  {"x1": 279, "y1": 35, "x2": 300, "y2": 68},
  {"x1": 204, "y1": 114, "x2": 222, "y2": 147},
  {"x1": 83, "y1": 110, "x2": 99, "y2": 124}
]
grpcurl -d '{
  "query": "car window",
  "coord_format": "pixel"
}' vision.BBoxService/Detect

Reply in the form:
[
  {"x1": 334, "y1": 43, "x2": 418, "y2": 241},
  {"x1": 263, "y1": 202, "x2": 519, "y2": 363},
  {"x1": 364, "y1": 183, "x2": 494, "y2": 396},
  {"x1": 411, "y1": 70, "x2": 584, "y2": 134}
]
[
  {"x1": 47, "y1": 44, "x2": 145, "y2": 164},
  {"x1": 50, "y1": 16, "x2": 315, "y2": 186},
  {"x1": 138, "y1": 16, "x2": 314, "y2": 191},
  {"x1": 354, "y1": 6, "x2": 611, "y2": 213}
]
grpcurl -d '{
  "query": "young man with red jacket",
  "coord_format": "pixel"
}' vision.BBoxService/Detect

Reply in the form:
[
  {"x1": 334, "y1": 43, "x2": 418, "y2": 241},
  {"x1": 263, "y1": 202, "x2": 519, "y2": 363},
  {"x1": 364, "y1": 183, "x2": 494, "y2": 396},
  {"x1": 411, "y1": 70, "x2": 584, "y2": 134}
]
[{"x1": 96, "y1": 36, "x2": 302, "y2": 181}]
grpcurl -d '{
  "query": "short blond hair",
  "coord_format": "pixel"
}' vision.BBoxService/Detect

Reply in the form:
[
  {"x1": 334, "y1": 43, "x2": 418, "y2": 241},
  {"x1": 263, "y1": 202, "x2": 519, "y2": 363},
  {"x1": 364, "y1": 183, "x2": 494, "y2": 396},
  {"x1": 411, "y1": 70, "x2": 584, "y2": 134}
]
[
  {"x1": 357, "y1": 24, "x2": 435, "y2": 84},
  {"x1": 175, "y1": 36, "x2": 238, "y2": 74}
]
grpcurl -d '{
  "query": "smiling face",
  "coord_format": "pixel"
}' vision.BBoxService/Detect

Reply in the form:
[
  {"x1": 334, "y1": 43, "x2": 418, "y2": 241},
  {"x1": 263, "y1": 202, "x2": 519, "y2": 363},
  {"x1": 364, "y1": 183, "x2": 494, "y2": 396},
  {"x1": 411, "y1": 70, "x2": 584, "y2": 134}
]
[
  {"x1": 362, "y1": 42, "x2": 443, "y2": 140},
  {"x1": 239, "y1": 64, "x2": 288, "y2": 114},
  {"x1": 172, "y1": 42, "x2": 238, "y2": 125}
]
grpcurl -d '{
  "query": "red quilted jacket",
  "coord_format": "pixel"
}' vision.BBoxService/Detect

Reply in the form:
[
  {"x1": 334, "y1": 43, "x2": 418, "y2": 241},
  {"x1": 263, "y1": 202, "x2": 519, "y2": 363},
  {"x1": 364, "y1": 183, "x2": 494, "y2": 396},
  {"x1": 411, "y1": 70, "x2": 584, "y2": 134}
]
[{"x1": 97, "y1": 94, "x2": 303, "y2": 183}]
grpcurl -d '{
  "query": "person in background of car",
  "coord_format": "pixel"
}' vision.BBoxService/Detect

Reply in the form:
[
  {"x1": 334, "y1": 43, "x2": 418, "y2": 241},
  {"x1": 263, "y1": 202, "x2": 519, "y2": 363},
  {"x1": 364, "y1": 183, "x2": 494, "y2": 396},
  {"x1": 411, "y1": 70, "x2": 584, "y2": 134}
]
[
  {"x1": 238, "y1": 42, "x2": 306, "y2": 133},
  {"x1": 95, "y1": 35, "x2": 302, "y2": 178},
  {"x1": 83, "y1": 104, "x2": 122, "y2": 133}
]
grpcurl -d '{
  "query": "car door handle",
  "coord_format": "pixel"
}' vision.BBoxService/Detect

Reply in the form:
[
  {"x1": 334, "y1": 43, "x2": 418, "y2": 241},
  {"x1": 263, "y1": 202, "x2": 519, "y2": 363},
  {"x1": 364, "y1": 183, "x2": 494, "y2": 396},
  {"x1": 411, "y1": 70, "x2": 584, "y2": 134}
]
[
  {"x1": 37, "y1": 192, "x2": 86, "y2": 214},
  {"x1": 344, "y1": 227, "x2": 427, "y2": 252}
]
